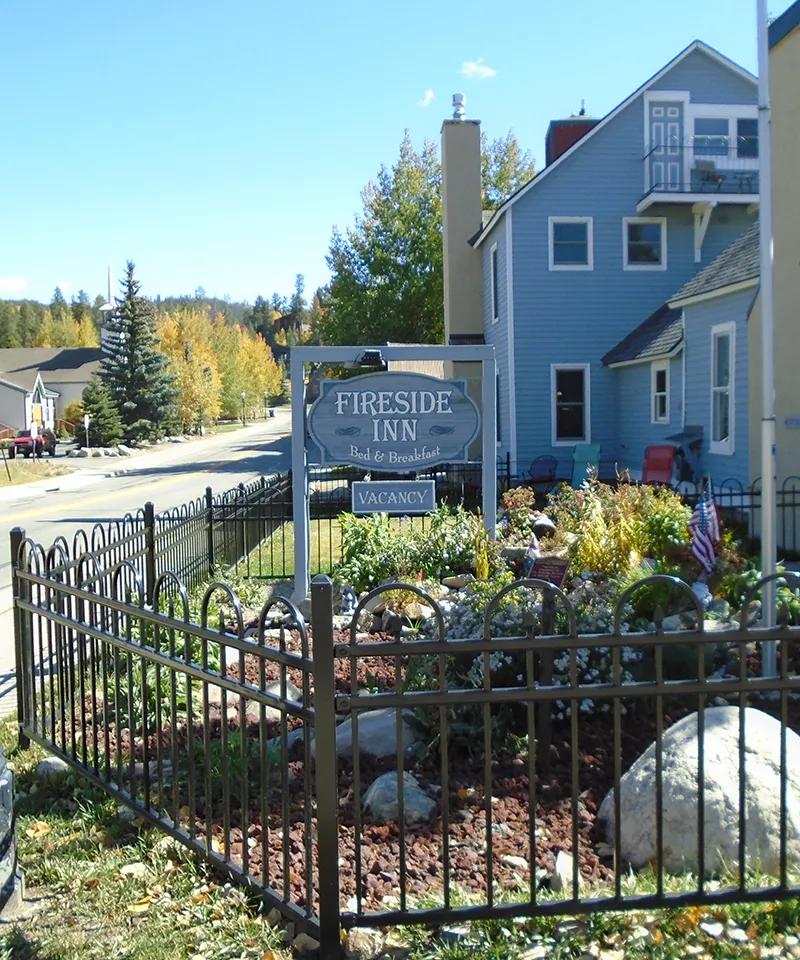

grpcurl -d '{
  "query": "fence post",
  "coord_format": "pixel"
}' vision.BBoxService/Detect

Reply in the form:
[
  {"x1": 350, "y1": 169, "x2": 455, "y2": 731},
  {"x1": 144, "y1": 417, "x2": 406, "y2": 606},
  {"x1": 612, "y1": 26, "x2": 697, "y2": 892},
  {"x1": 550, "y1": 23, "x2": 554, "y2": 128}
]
[
  {"x1": 311, "y1": 575, "x2": 341, "y2": 956},
  {"x1": 205, "y1": 486, "x2": 215, "y2": 576},
  {"x1": 10, "y1": 527, "x2": 30, "y2": 750},
  {"x1": 144, "y1": 501, "x2": 156, "y2": 606}
]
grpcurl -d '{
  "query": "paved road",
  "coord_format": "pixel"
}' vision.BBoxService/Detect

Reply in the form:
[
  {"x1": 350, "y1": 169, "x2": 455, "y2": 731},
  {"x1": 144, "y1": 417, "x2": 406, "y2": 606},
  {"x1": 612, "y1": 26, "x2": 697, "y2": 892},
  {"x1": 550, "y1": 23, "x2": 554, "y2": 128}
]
[{"x1": 0, "y1": 415, "x2": 293, "y2": 614}]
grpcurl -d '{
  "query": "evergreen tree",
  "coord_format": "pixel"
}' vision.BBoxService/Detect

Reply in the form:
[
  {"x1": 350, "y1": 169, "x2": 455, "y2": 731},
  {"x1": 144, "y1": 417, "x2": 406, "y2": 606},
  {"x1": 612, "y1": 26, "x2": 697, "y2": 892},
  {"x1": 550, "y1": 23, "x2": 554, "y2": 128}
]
[
  {"x1": 81, "y1": 375, "x2": 123, "y2": 447},
  {"x1": 101, "y1": 261, "x2": 178, "y2": 441},
  {"x1": 0, "y1": 302, "x2": 20, "y2": 347}
]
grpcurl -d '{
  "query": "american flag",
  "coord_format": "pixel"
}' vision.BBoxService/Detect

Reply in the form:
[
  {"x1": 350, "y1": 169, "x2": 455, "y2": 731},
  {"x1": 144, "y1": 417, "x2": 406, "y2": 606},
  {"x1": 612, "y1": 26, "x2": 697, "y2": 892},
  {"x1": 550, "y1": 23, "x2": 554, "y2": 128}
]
[{"x1": 688, "y1": 481, "x2": 721, "y2": 573}]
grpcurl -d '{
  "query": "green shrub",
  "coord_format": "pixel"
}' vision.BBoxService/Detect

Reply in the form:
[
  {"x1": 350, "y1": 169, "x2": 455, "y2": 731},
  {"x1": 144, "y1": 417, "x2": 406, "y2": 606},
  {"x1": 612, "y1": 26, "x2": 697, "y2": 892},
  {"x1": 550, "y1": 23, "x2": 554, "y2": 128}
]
[{"x1": 335, "y1": 504, "x2": 497, "y2": 592}]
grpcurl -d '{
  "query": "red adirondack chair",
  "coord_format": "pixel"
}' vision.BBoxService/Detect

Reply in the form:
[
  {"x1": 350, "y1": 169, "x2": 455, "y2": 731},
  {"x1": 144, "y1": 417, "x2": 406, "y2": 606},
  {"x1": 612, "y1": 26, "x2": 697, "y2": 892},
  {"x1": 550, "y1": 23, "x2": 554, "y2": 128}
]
[{"x1": 642, "y1": 445, "x2": 676, "y2": 485}]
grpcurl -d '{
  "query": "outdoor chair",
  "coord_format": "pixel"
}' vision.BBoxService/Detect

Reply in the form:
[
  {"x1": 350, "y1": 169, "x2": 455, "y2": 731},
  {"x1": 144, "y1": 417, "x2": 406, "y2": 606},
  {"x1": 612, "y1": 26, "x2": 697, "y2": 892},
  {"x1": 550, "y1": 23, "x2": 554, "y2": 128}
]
[
  {"x1": 525, "y1": 455, "x2": 558, "y2": 497},
  {"x1": 571, "y1": 444, "x2": 601, "y2": 488},
  {"x1": 695, "y1": 158, "x2": 726, "y2": 192},
  {"x1": 642, "y1": 445, "x2": 676, "y2": 486}
]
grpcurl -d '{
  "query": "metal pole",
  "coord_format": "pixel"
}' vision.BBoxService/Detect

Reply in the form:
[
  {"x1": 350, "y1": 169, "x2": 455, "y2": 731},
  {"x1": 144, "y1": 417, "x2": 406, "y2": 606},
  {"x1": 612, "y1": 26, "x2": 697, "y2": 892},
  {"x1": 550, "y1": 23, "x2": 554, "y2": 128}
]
[
  {"x1": 143, "y1": 502, "x2": 156, "y2": 607},
  {"x1": 205, "y1": 486, "x2": 215, "y2": 576},
  {"x1": 481, "y1": 354, "x2": 497, "y2": 538},
  {"x1": 758, "y1": 0, "x2": 777, "y2": 675},
  {"x1": 10, "y1": 527, "x2": 30, "y2": 749},
  {"x1": 291, "y1": 352, "x2": 309, "y2": 598},
  {"x1": 310, "y1": 575, "x2": 341, "y2": 954}
]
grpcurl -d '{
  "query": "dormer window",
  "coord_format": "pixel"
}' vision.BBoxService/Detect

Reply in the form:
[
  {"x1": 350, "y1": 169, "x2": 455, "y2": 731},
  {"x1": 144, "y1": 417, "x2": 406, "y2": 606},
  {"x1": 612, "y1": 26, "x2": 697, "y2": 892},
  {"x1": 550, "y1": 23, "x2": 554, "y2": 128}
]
[{"x1": 693, "y1": 116, "x2": 759, "y2": 159}]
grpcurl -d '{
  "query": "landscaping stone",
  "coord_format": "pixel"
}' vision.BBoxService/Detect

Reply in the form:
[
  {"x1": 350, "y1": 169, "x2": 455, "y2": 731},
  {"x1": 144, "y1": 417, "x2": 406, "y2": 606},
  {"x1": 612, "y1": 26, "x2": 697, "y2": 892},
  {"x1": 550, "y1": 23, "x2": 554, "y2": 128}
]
[
  {"x1": 500, "y1": 545, "x2": 527, "y2": 563},
  {"x1": 598, "y1": 706, "x2": 800, "y2": 875},
  {"x1": 500, "y1": 854, "x2": 529, "y2": 871},
  {"x1": 707, "y1": 598, "x2": 731, "y2": 619},
  {"x1": 345, "y1": 927, "x2": 387, "y2": 960},
  {"x1": 659, "y1": 614, "x2": 685, "y2": 631},
  {"x1": 77, "y1": 448, "x2": 90, "y2": 458},
  {"x1": 117, "y1": 444, "x2": 133, "y2": 456},
  {"x1": 35, "y1": 756, "x2": 71, "y2": 778},
  {"x1": 404, "y1": 602, "x2": 434, "y2": 622},
  {"x1": 550, "y1": 850, "x2": 582, "y2": 895},
  {"x1": 242, "y1": 679, "x2": 302, "y2": 724},
  {"x1": 363, "y1": 771, "x2": 436, "y2": 824},
  {"x1": 292, "y1": 932, "x2": 320, "y2": 953},
  {"x1": 313, "y1": 707, "x2": 420, "y2": 760},
  {"x1": 119, "y1": 862, "x2": 147, "y2": 879},
  {"x1": 381, "y1": 609, "x2": 403, "y2": 634},
  {"x1": 442, "y1": 575, "x2": 472, "y2": 589},
  {"x1": 67, "y1": 449, "x2": 78, "y2": 458}
]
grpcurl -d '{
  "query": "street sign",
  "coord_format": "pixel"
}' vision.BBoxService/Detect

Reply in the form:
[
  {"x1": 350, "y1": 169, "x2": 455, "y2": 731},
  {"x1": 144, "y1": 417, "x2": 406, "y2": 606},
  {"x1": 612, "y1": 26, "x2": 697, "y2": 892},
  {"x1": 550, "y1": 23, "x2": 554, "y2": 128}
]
[
  {"x1": 307, "y1": 372, "x2": 480, "y2": 473},
  {"x1": 83, "y1": 414, "x2": 90, "y2": 429},
  {"x1": 351, "y1": 480, "x2": 435, "y2": 515}
]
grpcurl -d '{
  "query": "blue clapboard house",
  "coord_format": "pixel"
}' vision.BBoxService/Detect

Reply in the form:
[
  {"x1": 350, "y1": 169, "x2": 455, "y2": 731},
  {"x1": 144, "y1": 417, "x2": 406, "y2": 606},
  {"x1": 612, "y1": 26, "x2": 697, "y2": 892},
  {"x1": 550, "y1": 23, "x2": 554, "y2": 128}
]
[{"x1": 443, "y1": 40, "x2": 761, "y2": 487}]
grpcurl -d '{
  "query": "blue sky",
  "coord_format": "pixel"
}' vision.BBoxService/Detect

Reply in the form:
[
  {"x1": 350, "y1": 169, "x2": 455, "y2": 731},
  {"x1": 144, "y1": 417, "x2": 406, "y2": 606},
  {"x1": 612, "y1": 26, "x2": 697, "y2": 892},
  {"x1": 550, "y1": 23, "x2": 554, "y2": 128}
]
[{"x1": 0, "y1": 0, "x2": 770, "y2": 307}]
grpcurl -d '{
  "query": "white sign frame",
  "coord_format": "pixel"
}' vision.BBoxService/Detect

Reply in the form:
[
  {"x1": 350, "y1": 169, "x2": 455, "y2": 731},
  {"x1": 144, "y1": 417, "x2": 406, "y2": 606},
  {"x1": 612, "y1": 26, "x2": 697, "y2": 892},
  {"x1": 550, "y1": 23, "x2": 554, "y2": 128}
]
[{"x1": 290, "y1": 345, "x2": 497, "y2": 598}]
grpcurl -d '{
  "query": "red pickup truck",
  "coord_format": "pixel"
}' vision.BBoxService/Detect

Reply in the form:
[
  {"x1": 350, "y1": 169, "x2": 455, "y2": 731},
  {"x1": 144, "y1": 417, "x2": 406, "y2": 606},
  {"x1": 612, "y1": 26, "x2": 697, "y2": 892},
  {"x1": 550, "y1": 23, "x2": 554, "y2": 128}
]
[{"x1": 8, "y1": 429, "x2": 57, "y2": 458}]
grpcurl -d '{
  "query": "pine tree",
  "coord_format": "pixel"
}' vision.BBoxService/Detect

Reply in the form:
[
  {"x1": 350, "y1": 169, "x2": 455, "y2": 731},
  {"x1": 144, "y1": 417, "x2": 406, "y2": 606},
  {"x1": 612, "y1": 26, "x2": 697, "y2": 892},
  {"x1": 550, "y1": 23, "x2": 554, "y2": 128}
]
[
  {"x1": 101, "y1": 261, "x2": 178, "y2": 441},
  {"x1": 81, "y1": 375, "x2": 123, "y2": 447}
]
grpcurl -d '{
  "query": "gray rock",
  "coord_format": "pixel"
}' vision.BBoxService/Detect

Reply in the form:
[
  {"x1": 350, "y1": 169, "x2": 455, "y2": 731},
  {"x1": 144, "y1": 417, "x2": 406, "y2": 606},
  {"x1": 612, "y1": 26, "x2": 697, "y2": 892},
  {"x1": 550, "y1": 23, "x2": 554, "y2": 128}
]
[
  {"x1": 404, "y1": 602, "x2": 434, "y2": 622},
  {"x1": 77, "y1": 448, "x2": 90, "y2": 458},
  {"x1": 501, "y1": 546, "x2": 527, "y2": 562},
  {"x1": 442, "y1": 575, "x2": 472, "y2": 589},
  {"x1": 67, "y1": 449, "x2": 79, "y2": 458},
  {"x1": 532, "y1": 514, "x2": 556, "y2": 533},
  {"x1": 500, "y1": 854, "x2": 529, "y2": 871},
  {"x1": 242, "y1": 680, "x2": 302, "y2": 724},
  {"x1": 381, "y1": 608, "x2": 403, "y2": 634},
  {"x1": 707, "y1": 599, "x2": 731, "y2": 619},
  {"x1": 35, "y1": 756, "x2": 71, "y2": 778},
  {"x1": 312, "y1": 707, "x2": 419, "y2": 760},
  {"x1": 363, "y1": 771, "x2": 435, "y2": 825},
  {"x1": 117, "y1": 444, "x2": 133, "y2": 456},
  {"x1": 106, "y1": 449, "x2": 119, "y2": 457},
  {"x1": 332, "y1": 614, "x2": 354, "y2": 632},
  {"x1": 290, "y1": 595, "x2": 312, "y2": 622},
  {"x1": 659, "y1": 614, "x2": 685, "y2": 632},
  {"x1": 266, "y1": 727, "x2": 307, "y2": 753},
  {"x1": 598, "y1": 707, "x2": 800, "y2": 875},
  {"x1": 90, "y1": 448, "x2": 103, "y2": 458},
  {"x1": 344, "y1": 927, "x2": 387, "y2": 960},
  {"x1": 362, "y1": 593, "x2": 386, "y2": 615},
  {"x1": 119, "y1": 861, "x2": 147, "y2": 878},
  {"x1": 550, "y1": 850, "x2": 582, "y2": 895}
]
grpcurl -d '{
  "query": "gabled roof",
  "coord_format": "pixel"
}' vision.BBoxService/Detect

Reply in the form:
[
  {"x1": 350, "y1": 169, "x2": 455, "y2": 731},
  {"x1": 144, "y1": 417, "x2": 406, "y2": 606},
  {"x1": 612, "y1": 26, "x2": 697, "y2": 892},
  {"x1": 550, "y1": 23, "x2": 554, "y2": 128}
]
[
  {"x1": 669, "y1": 222, "x2": 760, "y2": 306},
  {"x1": 602, "y1": 303, "x2": 683, "y2": 367},
  {"x1": 473, "y1": 41, "x2": 757, "y2": 248},
  {"x1": 0, "y1": 348, "x2": 103, "y2": 391}
]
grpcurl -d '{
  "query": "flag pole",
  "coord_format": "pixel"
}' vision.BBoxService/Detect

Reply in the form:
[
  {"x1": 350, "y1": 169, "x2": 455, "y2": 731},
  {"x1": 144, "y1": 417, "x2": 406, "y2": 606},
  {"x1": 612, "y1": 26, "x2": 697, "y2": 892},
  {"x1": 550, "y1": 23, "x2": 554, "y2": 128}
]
[{"x1": 757, "y1": 0, "x2": 777, "y2": 677}]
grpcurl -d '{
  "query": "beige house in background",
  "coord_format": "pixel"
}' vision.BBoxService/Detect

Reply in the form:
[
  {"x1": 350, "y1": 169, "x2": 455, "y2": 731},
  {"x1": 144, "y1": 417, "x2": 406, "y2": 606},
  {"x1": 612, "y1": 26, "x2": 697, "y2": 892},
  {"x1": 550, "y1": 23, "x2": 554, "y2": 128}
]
[{"x1": 749, "y1": 0, "x2": 800, "y2": 485}]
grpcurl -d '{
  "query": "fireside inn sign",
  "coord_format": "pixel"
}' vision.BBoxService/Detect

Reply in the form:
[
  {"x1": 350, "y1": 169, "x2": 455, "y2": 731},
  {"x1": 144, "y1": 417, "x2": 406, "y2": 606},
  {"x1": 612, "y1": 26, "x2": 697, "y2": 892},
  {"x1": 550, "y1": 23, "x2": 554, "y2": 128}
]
[
  {"x1": 290, "y1": 345, "x2": 496, "y2": 597},
  {"x1": 307, "y1": 372, "x2": 480, "y2": 471}
]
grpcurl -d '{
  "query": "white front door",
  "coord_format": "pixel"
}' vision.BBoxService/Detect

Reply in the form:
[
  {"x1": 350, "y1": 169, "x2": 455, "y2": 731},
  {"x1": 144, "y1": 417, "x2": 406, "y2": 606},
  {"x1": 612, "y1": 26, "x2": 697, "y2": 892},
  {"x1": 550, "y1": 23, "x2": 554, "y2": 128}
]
[{"x1": 649, "y1": 101, "x2": 683, "y2": 192}]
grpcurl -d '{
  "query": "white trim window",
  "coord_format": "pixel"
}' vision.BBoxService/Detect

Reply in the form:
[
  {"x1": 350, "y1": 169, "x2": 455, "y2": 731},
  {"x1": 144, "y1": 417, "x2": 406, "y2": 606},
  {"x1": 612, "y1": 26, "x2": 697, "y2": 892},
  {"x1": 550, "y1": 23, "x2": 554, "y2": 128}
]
[
  {"x1": 693, "y1": 114, "x2": 759, "y2": 160},
  {"x1": 624, "y1": 217, "x2": 667, "y2": 270},
  {"x1": 710, "y1": 321, "x2": 735, "y2": 455},
  {"x1": 549, "y1": 217, "x2": 593, "y2": 271},
  {"x1": 651, "y1": 360, "x2": 670, "y2": 424},
  {"x1": 551, "y1": 363, "x2": 591, "y2": 445},
  {"x1": 490, "y1": 243, "x2": 499, "y2": 323}
]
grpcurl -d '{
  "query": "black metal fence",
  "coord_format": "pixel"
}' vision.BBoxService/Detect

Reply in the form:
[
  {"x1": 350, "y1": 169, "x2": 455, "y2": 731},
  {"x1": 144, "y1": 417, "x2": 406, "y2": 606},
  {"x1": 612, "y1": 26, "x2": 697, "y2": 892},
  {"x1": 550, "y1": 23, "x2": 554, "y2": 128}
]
[{"x1": 11, "y1": 515, "x2": 800, "y2": 955}]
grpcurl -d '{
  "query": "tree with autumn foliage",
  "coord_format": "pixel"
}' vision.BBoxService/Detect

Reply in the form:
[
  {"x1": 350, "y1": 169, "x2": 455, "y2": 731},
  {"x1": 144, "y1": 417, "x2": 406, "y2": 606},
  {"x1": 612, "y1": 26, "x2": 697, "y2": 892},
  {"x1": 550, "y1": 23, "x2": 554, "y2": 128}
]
[
  {"x1": 209, "y1": 316, "x2": 283, "y2": 420},
  {"x1": 157, "y1": 307, "x2": 224, "y2": 431}
]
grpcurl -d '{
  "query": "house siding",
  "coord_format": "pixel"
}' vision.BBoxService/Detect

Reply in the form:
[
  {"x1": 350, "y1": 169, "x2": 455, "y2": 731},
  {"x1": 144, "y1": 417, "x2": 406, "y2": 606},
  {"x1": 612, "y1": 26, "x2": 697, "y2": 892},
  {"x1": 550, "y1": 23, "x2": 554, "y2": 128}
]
[
  {"x1": 683, "y1": 288, "x2": 753, "y2": 488},
  {"x1": 616, "y1": 353, "x2": 684, "y2": 478},
  {"x1": 506, "y1": 48, "x2": 756, "y2": 478},
  {"x1": 482, "y1": 219, "x2": 511, "y2": 460}
]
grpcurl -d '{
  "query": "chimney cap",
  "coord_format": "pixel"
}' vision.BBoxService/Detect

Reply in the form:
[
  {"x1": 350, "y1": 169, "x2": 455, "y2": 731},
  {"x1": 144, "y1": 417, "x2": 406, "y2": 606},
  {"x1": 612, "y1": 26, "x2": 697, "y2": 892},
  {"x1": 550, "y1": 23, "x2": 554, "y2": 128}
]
[{"x1": 452, "y1": 93, "x2": 466, "y2": 120}]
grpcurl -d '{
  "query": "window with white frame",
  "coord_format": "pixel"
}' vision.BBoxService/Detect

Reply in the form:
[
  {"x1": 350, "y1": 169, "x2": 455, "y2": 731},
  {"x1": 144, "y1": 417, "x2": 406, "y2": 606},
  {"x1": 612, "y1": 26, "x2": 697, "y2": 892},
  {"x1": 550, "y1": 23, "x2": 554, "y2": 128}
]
[
  {"x1": 693, "y1": 116, "x2": 759, "y2": 159},
  {"x1": 490, "y1": 243, "x2": 499, "y2": 323},
  {"x1": 624, "y1": 217, "x2": 666, "y2": 269},
  {"x1": 549, "y1": 217, "x2": 593, "y2": 270},
  {"x1": 651, "y1": 361, "x2": 669, "y2": 424},
  {"x1": 551, "y1": 364, "x2": 590, "y2": 444},
  {"x1": 710, "y1": 322, "x2": 735, "y2": 454}
]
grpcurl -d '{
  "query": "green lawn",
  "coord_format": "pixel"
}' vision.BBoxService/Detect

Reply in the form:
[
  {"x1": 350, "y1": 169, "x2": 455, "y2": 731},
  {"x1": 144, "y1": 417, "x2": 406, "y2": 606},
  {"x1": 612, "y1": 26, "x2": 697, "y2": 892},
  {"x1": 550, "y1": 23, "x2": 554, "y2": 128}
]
[{"x1": 247, "y1": 519, "x2": 343, "y2": 579}]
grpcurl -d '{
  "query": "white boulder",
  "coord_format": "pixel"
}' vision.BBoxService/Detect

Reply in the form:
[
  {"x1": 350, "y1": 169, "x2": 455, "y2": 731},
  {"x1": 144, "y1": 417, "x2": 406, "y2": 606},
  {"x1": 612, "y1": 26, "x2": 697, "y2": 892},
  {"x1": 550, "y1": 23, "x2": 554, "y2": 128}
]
[{"x1": 598, "y1": 706, "x2": 800, "y2": 875}]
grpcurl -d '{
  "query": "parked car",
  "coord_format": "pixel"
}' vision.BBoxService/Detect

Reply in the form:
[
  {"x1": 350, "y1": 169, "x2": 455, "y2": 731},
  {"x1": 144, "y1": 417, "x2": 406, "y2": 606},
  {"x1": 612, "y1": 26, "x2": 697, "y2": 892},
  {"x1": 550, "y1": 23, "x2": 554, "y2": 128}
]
[{"x1": 8, "y1": 429, "x2": 57, "y2": 458}]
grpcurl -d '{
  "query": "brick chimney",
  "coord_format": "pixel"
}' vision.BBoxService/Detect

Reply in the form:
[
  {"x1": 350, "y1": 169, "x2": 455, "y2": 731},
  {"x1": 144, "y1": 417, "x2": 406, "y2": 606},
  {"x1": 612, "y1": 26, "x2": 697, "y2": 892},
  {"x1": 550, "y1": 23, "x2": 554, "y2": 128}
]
[
  {"x1": 441, "y1": 94, "x2": 483, "y2": 346},
  {"x1": 545, "y1": 104, "x2": 599, "y2": 165}
]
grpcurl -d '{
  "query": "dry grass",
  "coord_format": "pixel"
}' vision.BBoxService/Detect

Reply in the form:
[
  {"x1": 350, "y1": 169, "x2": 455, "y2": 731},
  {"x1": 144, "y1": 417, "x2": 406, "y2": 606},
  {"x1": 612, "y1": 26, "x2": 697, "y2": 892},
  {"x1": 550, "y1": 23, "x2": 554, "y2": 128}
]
[{"x1": 0, "y1": 458, "x2": 74, "y2": 488}]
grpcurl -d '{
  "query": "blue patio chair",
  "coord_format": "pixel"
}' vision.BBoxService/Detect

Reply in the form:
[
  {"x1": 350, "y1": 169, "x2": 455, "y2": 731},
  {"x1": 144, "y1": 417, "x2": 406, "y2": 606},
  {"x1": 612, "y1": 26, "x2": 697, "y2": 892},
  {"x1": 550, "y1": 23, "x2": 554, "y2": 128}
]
[{"x1": 571, "y1": 444, "x2": 601, "y2": 488}]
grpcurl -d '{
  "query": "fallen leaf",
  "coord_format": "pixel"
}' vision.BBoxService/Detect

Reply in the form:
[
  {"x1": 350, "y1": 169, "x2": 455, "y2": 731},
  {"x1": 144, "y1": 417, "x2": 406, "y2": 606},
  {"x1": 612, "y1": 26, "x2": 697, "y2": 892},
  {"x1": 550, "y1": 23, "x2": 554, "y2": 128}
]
[
  {"x1": 127, "y1": 903, "x2": 150, "y2": 914},
  {"x1": 191, "y1": 893, "x2": 208, "y2": 904},
  {"x1": 54, "y1": 832, "x2": 81, "y2": 848},
  {"x1": 83, "y1": 878, "x2": 99, "y2": 889},
  {"x1": 25, "y1": 821, "x2": 51, "y2": 839},
  {"x1": 262, "y1": 952, "x2": 279, "y2": 960}
]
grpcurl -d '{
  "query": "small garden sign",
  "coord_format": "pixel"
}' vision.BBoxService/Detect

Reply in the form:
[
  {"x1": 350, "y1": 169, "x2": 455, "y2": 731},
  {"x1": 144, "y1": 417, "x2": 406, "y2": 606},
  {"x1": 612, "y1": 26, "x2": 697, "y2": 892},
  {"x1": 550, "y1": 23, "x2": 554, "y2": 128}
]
[{"x1": 351, "y1": 479, "x2": 435, "y2": 514}]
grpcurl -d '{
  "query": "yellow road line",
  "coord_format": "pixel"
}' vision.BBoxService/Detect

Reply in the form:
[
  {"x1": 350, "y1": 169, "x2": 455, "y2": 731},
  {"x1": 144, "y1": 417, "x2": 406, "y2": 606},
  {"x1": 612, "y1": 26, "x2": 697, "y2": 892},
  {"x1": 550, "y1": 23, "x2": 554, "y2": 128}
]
[{"x1": 10, "y1": 449, "x2": 256, "y2": 523}]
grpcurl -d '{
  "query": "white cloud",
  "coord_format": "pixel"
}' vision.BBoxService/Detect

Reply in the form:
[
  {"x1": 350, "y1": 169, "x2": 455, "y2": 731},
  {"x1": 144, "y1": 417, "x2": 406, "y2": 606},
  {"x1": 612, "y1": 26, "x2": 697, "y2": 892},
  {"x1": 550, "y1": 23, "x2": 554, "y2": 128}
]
[
  {"x1": 0, "y1": 277, "x2": 28, "y2": 294},
  {"x1": 417, "y1": 89, "x2": 435, "y2": 108},
  {"x1": 461, "y1": 58, "x2": 497, "y2": 80}
]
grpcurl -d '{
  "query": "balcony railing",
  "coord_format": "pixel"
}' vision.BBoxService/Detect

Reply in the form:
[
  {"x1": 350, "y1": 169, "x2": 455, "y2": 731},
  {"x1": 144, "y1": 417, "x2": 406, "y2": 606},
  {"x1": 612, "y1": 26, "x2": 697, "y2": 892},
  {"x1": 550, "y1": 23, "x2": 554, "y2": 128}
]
[{"x1": 643, "y1": 139, "x2": 759, "y2": 200}]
